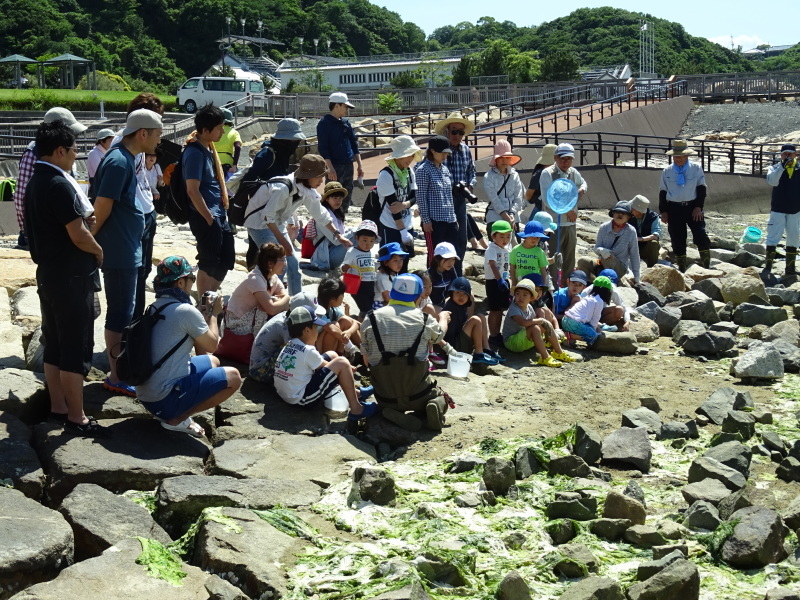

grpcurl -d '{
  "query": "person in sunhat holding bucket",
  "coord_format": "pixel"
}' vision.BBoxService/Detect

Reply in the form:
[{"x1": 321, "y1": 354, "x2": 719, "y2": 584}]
[
  {"x1": 435, "y1": 113, "x2": 477, "y2": 276},
  {"x1": 484, "y1": 139, "x2": 525, "y2": 236},
  {"x1": 659, "y1": 139, "x2": 711, "y2": 271}
]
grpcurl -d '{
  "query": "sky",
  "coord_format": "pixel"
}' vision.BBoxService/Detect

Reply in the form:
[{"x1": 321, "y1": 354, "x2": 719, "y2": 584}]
[{"x1": 378, "y1": 0, "x2": 796, "y2": 50}]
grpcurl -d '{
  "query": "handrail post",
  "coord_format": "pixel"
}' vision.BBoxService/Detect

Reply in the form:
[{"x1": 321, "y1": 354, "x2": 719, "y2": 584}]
[
  {"x1": 634, "y1": 135, "x2": 639, "y2": 168},
  {"x1": 598, "y1": 133, "x2": 603, "y2": 164}
]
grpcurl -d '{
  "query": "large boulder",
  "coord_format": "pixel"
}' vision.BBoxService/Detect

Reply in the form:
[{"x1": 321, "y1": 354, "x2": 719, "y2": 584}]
[
  {"x1": 155, "y1": 474, "x2": 321, "y2": 537},
  {"x1": 0, "y1": 258, "x2": 36, "y2": 295},
  {"x1": 601, "y1": 426, "x2": 651, "y2": 473},
  {"x1": 635, "y1": 301, "x2": 660, "y2": 321},
  {"x1": 762, "y1": 319, "x2": 800, "y2": 346},
  {"x1": 721, "y1": 269, "x2": 768, "y2": 306},
  {"x1": 731, "y1": 341, "x2": 784, "y2": 380},
  {"x1": 591, "y1": 332, "x2": 638, "y2": 354},
  {"x1": 729, "y1": 249, "x2": 765, "y2": 269},
  {"x1": 655, "y1": 306, "x2": 682, "y2": 336},
  {"x1": 704, "y1": 441, "x2": 752, "y2": 478},
  {"x1": 602, "y1": 490, "x2": 646, "y2": 525},
  {"x1": 671, "y1": 320, "x2": 706, "y2": 345},
  {"x1": 685, "y1": 265, "x2": 725, "y2": 282},
  {"x1": 626, "y1": 559, "x2": 700, "y2": 600},
  {"x1": 721, "y1": 506, "x2": 789, "y2": 569},
  {"x1": 696, "y1": 388, "x2": 753, "y2": 425},
  {"x1": 193, "y1": 507, "x2": 305, "y2": 600},
  {"x1": 642, "y1": 265, "x2": 686, "y2": 296},
  {"x1": 0, "y1": 487, "x2": 74, "y2": 599},
  {"x1": 679, "y1": 298, "x2": 720, "y2": 324},
  {"x1": 634, "y1": 282, "x2": 666, "y2": 307},
  {"x1": 58, "y1": 484, "x2": 171, "y2": 561},
  {"x1": 687, "y1": 456, "x2": 747, "y2": 491},
  {"x1": 732, "y1": 303, "x2": 789, "y2": 327},
  {"x1": 560, "y1": 577, "x2": 625, "y2": 600},
  {"x1": 681, "y1": 479, "x2": 731, "y2": 506},
  {"x1": 0, "y1": 413, "x2": 44, "y2": 499},
  {"x1": 691, "y1": 278, "x2": 724, "y2": 302},
  {"x1": 629, "y1": 316, "x2": 660, "y2": 342}
]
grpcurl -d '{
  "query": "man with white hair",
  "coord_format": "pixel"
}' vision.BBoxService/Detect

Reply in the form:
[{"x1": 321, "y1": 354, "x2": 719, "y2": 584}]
[{"x1": 539, "y1": 143, "x2": 587, "y2": 286}]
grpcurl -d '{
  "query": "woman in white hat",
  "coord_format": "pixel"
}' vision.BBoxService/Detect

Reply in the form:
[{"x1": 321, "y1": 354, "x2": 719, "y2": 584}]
[
  {"x1": 377, "y1": 135, "x2": 423, "y2": 268},
  {"x1": 523, "y1": 143, "x2": 556, "y2": 221},
  {"x1": 484, "y1": 139, "x2": 525, "y2": 236}
]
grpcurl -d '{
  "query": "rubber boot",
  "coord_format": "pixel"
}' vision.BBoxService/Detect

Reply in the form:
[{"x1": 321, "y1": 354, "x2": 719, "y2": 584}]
[
  {"x1": 699, "y1": 249, "x2": 711, "y2": 269},
  {"x1": 676, "y1": 255, "x2": 688, "y2": 272},
  {"x1": 764, "y1": 245, "x2": 777, "y2": 273},
  {"x1": 382, "y1": 407, "x2": 423, "y2": 432},
  {"x1": 787, "y1": 247, "x2": 797, "y2": 275},
  {"x1": 425, "y1": 396, "x2": 447, "y2": 431}
]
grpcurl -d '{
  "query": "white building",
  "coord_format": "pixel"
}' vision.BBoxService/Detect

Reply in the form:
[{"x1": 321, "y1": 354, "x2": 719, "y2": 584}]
[{"x1": 278, "y1": 50, "x2": 476, "y2": 91}]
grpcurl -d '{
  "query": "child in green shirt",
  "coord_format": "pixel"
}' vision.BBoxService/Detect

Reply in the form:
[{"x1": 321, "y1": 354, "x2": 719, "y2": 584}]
[{"x1": 510, "y1": 220, "x2": 549, "y2": 287}]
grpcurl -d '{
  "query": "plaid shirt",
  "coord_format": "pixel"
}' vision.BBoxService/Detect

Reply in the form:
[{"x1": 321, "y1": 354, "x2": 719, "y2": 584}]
[
  {"x1": 414, "y1": 159, "x2": 455, "y2": 224},
  {"x1": 14, "y1": 146, "x2": 36, "y2": 231},
  {"x1": 444, "y1": 142, "x2": 476, "y2": 187}
]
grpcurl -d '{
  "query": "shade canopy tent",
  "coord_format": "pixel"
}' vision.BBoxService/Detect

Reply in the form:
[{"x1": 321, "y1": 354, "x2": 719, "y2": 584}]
[
  {"x1": 38, "y1": 53, "x2": 96, "y2": 90},
  {"x1": 0, "y1": 54, "x2": 37, "y2": 89}
]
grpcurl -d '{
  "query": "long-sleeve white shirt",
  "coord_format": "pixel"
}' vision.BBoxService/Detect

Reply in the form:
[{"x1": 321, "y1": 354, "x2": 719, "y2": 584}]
[
  {"x1": 565, "y1": 294, "x2": 605, "y2": 327},
  {"x1": 243, "y1": 174, "x2": 331, "y2": 230}
]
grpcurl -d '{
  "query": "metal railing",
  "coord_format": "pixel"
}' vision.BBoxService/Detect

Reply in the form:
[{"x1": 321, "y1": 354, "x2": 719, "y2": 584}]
[{"x1": 681, "y1": 70, "x2": 800, "y2": 102}]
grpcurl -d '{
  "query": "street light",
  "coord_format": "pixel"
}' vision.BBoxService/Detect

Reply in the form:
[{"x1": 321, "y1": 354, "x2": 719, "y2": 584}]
[
  {"x1": 298, "y1": 36, "x2": 304, "y2": 56},
  {"x1": 327, "y1": 39, "x2": 332, "y2": 56},
  {"x1": 257, "y1": 19, "x2": 264, "y2": 58},
  {"x1": 313, "y1": 38, "x2": 319, "y2": 56},
  {"x1": 241, "y1": 18, "x2": 247, "y2": 55}
]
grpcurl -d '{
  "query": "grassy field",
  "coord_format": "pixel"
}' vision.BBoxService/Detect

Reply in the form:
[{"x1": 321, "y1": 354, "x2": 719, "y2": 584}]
[{"x1": 0, "y1": 89, "x2": 178, "y2": 112}]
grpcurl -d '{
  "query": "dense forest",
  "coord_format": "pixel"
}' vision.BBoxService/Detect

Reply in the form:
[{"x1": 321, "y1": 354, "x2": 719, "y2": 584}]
[{"x1": 0, "y1": 0, "x2": 789, "y2": 92}]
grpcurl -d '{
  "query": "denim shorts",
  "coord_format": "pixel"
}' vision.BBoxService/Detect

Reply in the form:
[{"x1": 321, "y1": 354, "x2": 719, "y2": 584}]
[
  {"x1": 141, "y1": 355, "x2": 229, "y2": 421},
  {"x1": 103, "y1": 267, "x2": 138, "y2": 332}
]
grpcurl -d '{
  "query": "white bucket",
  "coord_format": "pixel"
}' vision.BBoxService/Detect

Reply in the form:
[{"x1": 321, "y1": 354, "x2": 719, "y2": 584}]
[
  {"x1": 446, "y1": 352, "x2": 473, "y2": 379},
  {"x1": 324, "y1": 388, "x2": 349, "y2": 413}
]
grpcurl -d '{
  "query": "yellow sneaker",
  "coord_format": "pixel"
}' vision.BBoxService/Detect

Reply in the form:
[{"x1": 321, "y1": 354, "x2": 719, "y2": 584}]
[
  {"x1": 536, "y1": 355, "x2": 562, "y2": 368},
  {"x1": 550, "y1": 351, "x2": 577, "y2": 363}
]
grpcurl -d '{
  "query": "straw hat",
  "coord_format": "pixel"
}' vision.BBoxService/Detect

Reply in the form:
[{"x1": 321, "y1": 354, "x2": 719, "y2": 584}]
[
  {"x1": 489, "y1": 139, "x2": 521, "y2": 168},
  {"x1": 666, "y1": 139, "x2": 696, "y2": 156},
  {"x1": 321, "y1": 181, "x2": 348, "y2": 201},
  {"x1": 434, "y1": 113, "x2": 475, "y2": 136},
  {"x1": 385, "y1": 135, "x2": 424, "y2": 162},
  {"x1": 537, "y1": 143, "x2": 557, "y2": 166}
]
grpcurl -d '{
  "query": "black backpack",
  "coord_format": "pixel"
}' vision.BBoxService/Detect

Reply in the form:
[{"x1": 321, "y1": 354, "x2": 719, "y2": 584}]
[
  {"x1": 361, "y1": 166, "x2": 397, "y2": 223},
  {"x1": 163, "y1": 141, "x2": 205, "y2": 225},
  {"x1": 228, "y1": 176, "x2": 298, "y2": 227},
  {"x1": 115, "y1": 302, "x2": 189, "y2": 386}
]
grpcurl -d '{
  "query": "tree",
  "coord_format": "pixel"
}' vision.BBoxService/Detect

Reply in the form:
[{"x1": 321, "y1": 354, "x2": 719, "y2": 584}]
[
  {"x1": 540, "y1": 51, "x2": 580, "y2": 81},
  {"x1": 391, "y1": 70, "x2": 424, "y2": 88}
]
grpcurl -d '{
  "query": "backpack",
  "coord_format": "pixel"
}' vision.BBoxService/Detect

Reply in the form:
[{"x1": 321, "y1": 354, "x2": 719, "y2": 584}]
[
  {"x1": 229, "y1": 176, "x2": 299, "y2": 227},
  {"x1": 162, "y1": 141, "x2": 204, "y2": 225},
  {"x1": 115, "y1": 302, "x2": 189, "y2": 386},
  {"x1": 361, "y1": 166, "x2": 398, "y2": 223}
]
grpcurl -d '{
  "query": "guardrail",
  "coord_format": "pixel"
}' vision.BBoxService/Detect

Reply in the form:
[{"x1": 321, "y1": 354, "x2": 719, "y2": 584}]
[{"x1": 681, "y1": 70, "x2": 800, "y2": 102}]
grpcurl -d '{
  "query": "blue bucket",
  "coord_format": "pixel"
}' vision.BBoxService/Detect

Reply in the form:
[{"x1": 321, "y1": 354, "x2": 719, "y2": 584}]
[{"x1": 741, "y1": 226, "x2": 762, "y2": 244}]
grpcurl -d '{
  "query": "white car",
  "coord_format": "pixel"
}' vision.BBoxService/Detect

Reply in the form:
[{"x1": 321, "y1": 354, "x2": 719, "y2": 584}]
[{"x1": 177, "y1": 76, "x2": 265, "y2": 113}]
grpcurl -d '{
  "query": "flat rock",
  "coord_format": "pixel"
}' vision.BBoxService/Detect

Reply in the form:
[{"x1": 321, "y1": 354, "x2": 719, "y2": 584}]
[
  {"x1": 590, "y1": 518, "x2": 632, "y2": 541},
  {"x1": 193, "y1": 507, "x2": 305, "y2": 600},
  {"x1": 730, "y1": 249, "x2": 765, "y2": 269},
  {"x1": 601, "y1": 426, "x2": 651, "y2": 473},
  {"x1": 34, "y1": 419, "x2": 209, "y2": 504},
  {"x1": 548, "y1": 455, "x2": 592, "y2": 478},
  {"x1": 681, "y1": 478, "x2": 731, "y2": 506},
  {"x1": 721, "y1": 269, "x2": 768, "y2": 306},
  {"x1": 208, "y1": 434, "x2": 376, "y2": 488},
  {"x1": 626, "y1": 559, "x2": 699, "y2": 600},
  {"x1": 704, "y1": 441, "x2": 752, "y2": 477},
  {"x1": 685, "y1": 265, "x2": 724, "y2": 282},
  {"x1": 652, "y1": 544, "x2": 689, "y2": 560},
  {"x1": 0, "y1": 258, "x2": 36, "y2": 294},
  {"x1": 733, "y1": 303, "x2": 789, "y2": 327},
  {"x1": 591, "y1": 332, "x2": 638, "y2": 354},
  {"x1": 0, "y1": 487, "x2": 74, "y2": 599},
  {"x1": 732, "y1": 341, "x2": 785, "y2": 380},
  {"x1": 721, "y1": 506, "x2": 789, "y2": 569},
  {"x1": 0, "y1": 320, "x2": 25, "y2": 370},
  {"x1": 8, "y1": 537, "x2": 228, "y2": 599},
  {"x1": 602, "y1": 490, "x2": 646, "y2": 525},
  {"x1": 560, "y1": 576, "x2": 625, "y2": 600},
  {"x1": 658, "y1": 420, "x2": 699, "y2": 440},
  {"x1": 0, "y1": 368, "x2": 47, "y2": 424},
  {"x1": 764, "y1": 589, "x2": 800, "y2": 600},
  {"x1": 546, "y1": 497, "x2": 597, "y2": 521},
  {"x1": 58, "y1": 483, "x2": 171, "y2": 561},
  {"x1": 368, "y1": 582, "x2": 432, "y2": 600},
  {"x1": 0, "y1": 413, "x2": 44, "y2": 499},
  {"x1": 623, "y1": 524, "x2": 667, "y2": 548},
  {"x1": 10, "y1": 286, "x2": 41, "y2": 329},
  {"x1": 554, "y1": 543, "x2": 598, "y2": 578},
  {"x1": 155, "y1": 474, "x2": 321, "y2": 537},
  {"x1": 710, "y1": 321, "x2": 739, "y2": 335},
  {"x1": 688, "y1": 456, "x2": 747, "y2": 491},
  {"x1": 642, "y1": 265, "x2": 686, "y2": 296},
  {"x1": 621, "y1": 407, "x2": 662, "y2": 433}
]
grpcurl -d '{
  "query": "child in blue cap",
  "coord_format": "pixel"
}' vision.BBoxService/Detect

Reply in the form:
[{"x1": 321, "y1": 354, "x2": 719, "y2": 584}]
[
  {"x1": 442, "y1": 277, "x2": 500, "y2": 367},
  {"x1": 375, "y1": 242, "x2": 408, "y2": 308},
  {"x1": 510, "y1": 220, "x2": 550, "y2": 287}
]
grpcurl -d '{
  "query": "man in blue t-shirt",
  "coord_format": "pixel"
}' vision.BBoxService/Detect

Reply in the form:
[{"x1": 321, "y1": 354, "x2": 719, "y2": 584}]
[
  {"x1": 184, "y1": 105, "x2": 235, "y2": 296},
  {"x1": 94, "y1": 108, "x2": 163, "y2": 397}
]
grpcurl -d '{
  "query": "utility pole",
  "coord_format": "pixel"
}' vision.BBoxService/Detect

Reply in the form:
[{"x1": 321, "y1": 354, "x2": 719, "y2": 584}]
[{"x1": 257, "y1": 20, "x2": 264, "y2": 58}]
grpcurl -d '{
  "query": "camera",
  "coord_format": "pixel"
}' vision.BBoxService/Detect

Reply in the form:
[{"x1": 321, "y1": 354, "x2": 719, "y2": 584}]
[
  {"x1": 453, "y1": 181, "x2": 478, "y2": 204},
  {"x1": 201, "y1": 291, "x2": 218, "y2": 306}
]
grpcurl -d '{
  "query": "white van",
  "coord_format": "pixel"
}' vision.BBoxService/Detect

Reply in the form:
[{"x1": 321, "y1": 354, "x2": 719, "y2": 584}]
[{"x1": 177, "y1": 77, "x2": 265, "y2": 113}]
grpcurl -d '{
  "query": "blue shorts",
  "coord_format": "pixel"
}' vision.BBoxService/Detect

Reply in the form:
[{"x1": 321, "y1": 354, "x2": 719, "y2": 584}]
[
  {"x1": 294, "y1": 353, "x2": 340, "y2": 407},
  {"x1": 562, "y1": 316, "x2": 599, "y2": 345},
  {"x1": 142, "y1": 355, "x2": 229, "y2": 421},
  {"x1": 103, "y1": 267, "x2": 138, "y2": 332}
]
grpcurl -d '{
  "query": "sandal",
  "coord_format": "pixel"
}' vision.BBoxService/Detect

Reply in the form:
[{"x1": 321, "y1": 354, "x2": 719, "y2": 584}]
[
  {"x1": 64, "y1": 419, "x2": 111, "y2": 438},
  {"x1": 161, "y1": 418, "x2": 205, "y2": 438}
]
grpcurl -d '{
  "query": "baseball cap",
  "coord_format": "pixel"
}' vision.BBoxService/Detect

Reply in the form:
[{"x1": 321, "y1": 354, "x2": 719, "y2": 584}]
[
  {"x1": 43, "y1": 107, "x2": 87, "y2": 135},
  {"x1": 447, "y1": 277, "x2": 473, "y2": 306},
  {"x1": 513, "y1": 279, "x2": 538, "y2": 296},
  {"x1": 491, "y1": 220, "x2": 513, "y2": 234},
  {"x1": 598, "y1": 269, "x2": 619, "y2": 284},
  {"x1": 390, "y1": 273, "x2": 423, "y2": 302},
  {"x1": 555, "y1": 143, "x2": 575, "y2": 158},
  {"x1": 329, "y1": 92, "x2": 355, "y2": 108},
  {"x1": 355, "y1": 220, "x2": 379, "y2": 237},
  {"x1": 377, "y1": 242, "x2": 409, "y2": 262},
  {"x1": 568, "y1": 271, "x2": 588, "y2": 284},
  {"x1": 289, "y1": 291, "x2": 326, "y2": 317},
  {"x1": 518, "y1": 220, "x2": 549, "y2": 239},
  {"x1": 286, "y1": 306, "x2": 323, "y2": 328},
  {"x1": 532, "y1": 211, "x2": 557, "y2": 231},
  {"x1": 428, "y1": 135, "x2": 452, "y2": 154},
  {"x1": 522, "y1": 272, "x2": 544, "y2": 287},
  {"x1": 781, "y1": 144, "x2": 797, "y2": 153},
  {"x1": 221, "y1": 107, "x2": 234, "y2": 125},
  {"x1": 433, "y1": 242, "x2": 459, "y2": 259},
  {"x1": 592, "y1": 276, "x2": 613, "y2": 290},
  {"x1": 95, "y1": 128, "x2": 115, "y2": 141},
  {"x1": 121, "y1": 109, "x2": 163, "y2": 136},
  {"x1": 153, "y1": 255, "x2": 196, "y2": 285}
]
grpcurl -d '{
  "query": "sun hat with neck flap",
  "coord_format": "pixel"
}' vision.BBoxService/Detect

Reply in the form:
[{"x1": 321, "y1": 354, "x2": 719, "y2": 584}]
[{"x1": 489, "y1": 139, "x2": 521, "y2": 168}]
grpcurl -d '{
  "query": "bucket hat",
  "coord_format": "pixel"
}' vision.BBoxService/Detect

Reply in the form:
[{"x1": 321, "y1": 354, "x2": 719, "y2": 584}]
[
  {"x1": 518, "y1": 220, "x2": 549, "y2": 239},
  {"x1": 630, "y1": 195, "x2": 650, "y2": 213},
  {"x1": 273, "y1": 118, "x2": 306, "y2": 140},
  {"x1": 355, "y1": 220, "x2": 379, "y2": 237},
  {"x1": 537, "y1": 143, "x2": 557, "y2": 166},
  {"x1": 385, "y1": 135, "x2": 423, "y2": 162},
  {"x1": 489, "y1": 139, "x2": 521, "y2": 167},
  {"x1": 321, "y1": 181, "x2": 348, "y2": 201},
  {"x1": 608, "y1": 200, "x2": 632, "y2": 218},
  {"x1": 377, "y1": 242, "x2": 409, "y2": 262},
  {"x1": 532, "y1": 211, "x2": 558, "y2": 231},
  {"x1": 294, "y1": 154, "x2": 328, "y2": 179}
]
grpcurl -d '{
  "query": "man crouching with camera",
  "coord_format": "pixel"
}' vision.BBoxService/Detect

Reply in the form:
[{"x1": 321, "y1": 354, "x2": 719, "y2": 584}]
[{"x1": 135, "y1": 256, "x2": 241, "y2": 438}]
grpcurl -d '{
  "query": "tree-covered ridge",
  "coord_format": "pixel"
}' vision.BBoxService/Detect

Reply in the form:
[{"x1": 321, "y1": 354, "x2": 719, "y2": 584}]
[{"x1": 0, "y1": 2, "x2": 780, "y2": 93}]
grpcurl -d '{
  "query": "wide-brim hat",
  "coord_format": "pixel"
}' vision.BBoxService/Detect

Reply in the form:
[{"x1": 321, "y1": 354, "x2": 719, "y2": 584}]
[
  {"x1": 434, "y1": 114, "x2": 475, "y2": 137},
  {"x1": 273, "y1": 118, "x2": 306, "y2": 140},
  {"x1": 321, "y1": 181, "x2": 348, "y2": 201},
  {"x1": 513, "y1": 279, "x2": 538, "y2": 295},
  {"x1": 385, "y1": 135, "x2": 424, "y2": 162},
  {"x1": 294, "y1": 154, "x2": 328, "y2": 179},
  {"x1": 537, "y1": 143, "x2": 557, "y2": 166},
  {"x1": 489, "y1": 139, "x2": 521, "y2": 167},
  {"x1": 518, "y1": 220, "x2": 549, "y2": 239},
  {"x1": 666, "y1": 139, "x2": 696, "y2": 156}
]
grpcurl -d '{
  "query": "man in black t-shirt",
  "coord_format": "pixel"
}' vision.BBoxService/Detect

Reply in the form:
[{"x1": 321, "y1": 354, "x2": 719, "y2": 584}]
[{"x1": 25, "y1": 121, "x2": 107, "y2": 438}]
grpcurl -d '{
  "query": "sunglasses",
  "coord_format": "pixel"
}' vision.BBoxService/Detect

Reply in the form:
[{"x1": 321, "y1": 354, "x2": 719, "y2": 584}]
[
  {"x1": 184, "y1": 273, "x2": 196, "y2": 282},
  {"x1": 449, "y1": 130, "x2": 466, "y2": 136}
]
